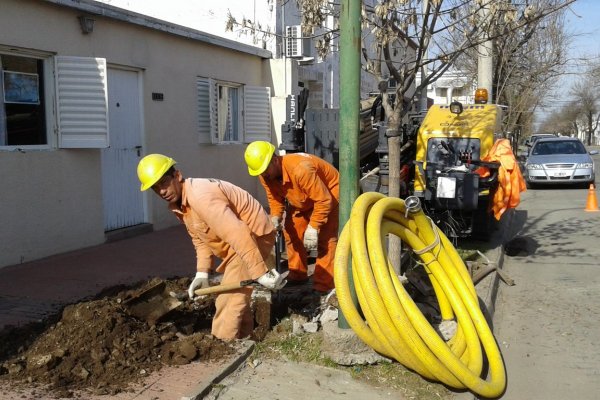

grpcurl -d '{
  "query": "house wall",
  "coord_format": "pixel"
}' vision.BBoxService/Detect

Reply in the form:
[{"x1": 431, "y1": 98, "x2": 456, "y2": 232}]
[{"x1": 0, "y1": 0, "x2": 274, "y2": 268}]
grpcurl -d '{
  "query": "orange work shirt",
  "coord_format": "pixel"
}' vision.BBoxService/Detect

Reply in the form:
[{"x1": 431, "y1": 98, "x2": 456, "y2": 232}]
[
  {"x1": 170, "y1": 178, "x2": 274, "y2": 277},
  {"x1": 260, "y1": 153, "x2": 339, "y2": 230}
]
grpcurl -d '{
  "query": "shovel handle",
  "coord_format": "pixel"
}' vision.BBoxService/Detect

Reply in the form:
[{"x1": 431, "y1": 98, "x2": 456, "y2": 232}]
[{"x1": 193, "y1": 280, "x2": 254, "y2": 296}]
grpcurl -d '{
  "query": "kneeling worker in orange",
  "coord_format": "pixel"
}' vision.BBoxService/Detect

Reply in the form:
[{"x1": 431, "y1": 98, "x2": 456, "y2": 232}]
[
  {"x1": 244, "y1": 141, "x2": 339, "y2": 294},
  {"x1": 137, "y1": 154, "x2": 287, "y2": 340}
]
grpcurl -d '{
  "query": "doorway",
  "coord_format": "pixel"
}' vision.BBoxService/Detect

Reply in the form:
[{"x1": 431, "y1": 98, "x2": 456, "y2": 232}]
[{"x1": 101, "y1": 68, "x2": 145, "y2": 232}]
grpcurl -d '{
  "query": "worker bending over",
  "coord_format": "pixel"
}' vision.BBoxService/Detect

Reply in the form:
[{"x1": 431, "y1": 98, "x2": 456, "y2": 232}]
[
  {"x1": 244, "y1": 141, "x2": 339, "y2": 294},
  {"x1": 137, "y1": 154, "x2": 287, "y2": 340}
]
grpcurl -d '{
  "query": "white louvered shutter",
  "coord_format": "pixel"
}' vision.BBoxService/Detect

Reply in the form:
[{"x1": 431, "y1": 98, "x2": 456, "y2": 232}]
[
  {"x1": 197, "y1": 77, "x2": 217, "y2": 143},
  {"x1": 55, "y1": 56, "x2": 109, "y2": 148},
  {"x1": 244, "y1": 85, "x2": 271, "y2": 143}
]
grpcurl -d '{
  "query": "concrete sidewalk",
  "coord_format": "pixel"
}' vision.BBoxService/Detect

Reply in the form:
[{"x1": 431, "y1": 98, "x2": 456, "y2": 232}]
[{"x1": 0, "y1": 225, "x2": 195, "y2": 329}]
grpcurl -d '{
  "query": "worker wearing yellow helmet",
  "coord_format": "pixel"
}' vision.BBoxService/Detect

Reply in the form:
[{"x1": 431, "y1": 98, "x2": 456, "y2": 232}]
[
  {"x1": 244, "y1": 141, "x2": 339, "y2": 295},
  {"x1": 137, "y1": 153, "x2": 288, "y2": 340}
]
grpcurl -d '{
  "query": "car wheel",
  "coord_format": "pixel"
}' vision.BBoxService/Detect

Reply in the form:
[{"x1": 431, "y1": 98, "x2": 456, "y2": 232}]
[{"x1": 526, "y1": 180, "x2": 536, "y2": 190}]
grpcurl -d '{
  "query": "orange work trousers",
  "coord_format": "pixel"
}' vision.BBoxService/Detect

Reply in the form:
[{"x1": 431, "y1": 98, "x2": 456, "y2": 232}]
[
  {"x1": 283, "y1": 206, "x2": 338, "y2": 292},
  {"x1": 211, "y1": 232, "x2": 275, "y2": 340}
]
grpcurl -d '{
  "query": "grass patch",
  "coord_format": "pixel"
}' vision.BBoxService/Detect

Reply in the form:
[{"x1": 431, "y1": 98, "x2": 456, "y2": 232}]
[{"x1": 251, "y1": 317, "x2": 453, "y2": 400}]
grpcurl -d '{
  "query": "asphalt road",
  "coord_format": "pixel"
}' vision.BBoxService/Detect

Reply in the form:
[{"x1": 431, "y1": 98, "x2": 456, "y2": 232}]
[{"x1": 493, "y1": 151, "x2": 600, "y2": 399}]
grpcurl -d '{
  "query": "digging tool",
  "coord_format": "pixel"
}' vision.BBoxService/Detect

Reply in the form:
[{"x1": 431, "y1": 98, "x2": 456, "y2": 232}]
[
  {"x1": 275, "y1": 230, "x2": 283, "y2": 274},
  {"x1": 275, "y1": 230, "x2": 283, "y2": 302},
  {"x1": 123, "y1": 281, "x2": 183, "y2": 325},
  {"x1": 170, "y1": 280, "x2": 256, "y2": 301},
  {"x1": 124, "y1": 234, "x2": 287, "y2": 325},
  {"x1": 124, "y1": 280, "x2": 257, "y2": 324}
]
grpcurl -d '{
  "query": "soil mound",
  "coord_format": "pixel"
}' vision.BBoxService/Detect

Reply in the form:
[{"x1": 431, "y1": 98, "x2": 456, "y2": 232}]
[{"x1": 0, "y1": 278, "x2": 236, "y2": 398}]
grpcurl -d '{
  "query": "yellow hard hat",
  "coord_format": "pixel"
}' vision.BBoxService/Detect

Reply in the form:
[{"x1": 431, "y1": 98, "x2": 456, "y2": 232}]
[
  {"x1": 245, "y1": 141, "x2": 276, "y2": 176},
  {"x1": 137, "y1": 153, "x2": 177, "y2": 191}
]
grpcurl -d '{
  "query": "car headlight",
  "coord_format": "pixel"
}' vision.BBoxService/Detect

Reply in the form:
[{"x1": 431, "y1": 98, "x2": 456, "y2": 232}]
[
  {"x1": 526, "y1": 164, "x2": 543, "y2": 170},
  {"x1": 577, "y1": 163, "x2": 593, "y2": 168}
]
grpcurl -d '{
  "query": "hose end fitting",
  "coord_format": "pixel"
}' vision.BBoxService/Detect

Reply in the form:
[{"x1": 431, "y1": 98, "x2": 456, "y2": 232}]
[{"x1": 405, "y1": 196, "x2": 422, "y2": 214}]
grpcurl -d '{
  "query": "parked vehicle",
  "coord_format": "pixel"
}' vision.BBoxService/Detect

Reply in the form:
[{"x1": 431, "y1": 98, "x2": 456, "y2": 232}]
[
  {"x1": 524, "y1": 137, "x2": 596, "y2": 188},
  {"x1": 524, "y1": 133, "x2": 557, "y2": 158},
  {"x1": 525, "y1": 133, "x2": 556, "y2": 147}
]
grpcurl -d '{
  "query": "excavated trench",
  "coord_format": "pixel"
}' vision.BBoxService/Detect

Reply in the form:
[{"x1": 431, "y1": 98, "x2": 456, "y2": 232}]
[{"x1": 0, "y1": 277, "x2": 275, "y2": 398}]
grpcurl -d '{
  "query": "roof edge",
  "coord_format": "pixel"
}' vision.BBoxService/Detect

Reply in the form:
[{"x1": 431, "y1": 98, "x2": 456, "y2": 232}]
[{"x1": 43, "y1": 0, "x2": 273, "y2": 59}]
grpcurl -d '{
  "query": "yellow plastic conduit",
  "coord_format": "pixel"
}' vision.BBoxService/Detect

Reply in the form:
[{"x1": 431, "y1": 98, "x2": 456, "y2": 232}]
[{"x1": 334, "y1": 192, "x2": 506, "y2": 398}]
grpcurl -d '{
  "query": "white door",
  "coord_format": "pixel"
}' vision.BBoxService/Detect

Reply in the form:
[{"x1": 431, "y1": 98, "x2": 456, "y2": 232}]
[{"x1": 101, "y1": 68, "x2": 145, "y2": 231}]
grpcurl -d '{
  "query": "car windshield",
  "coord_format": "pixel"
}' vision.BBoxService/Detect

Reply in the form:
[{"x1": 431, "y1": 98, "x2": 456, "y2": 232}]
[{"x1": 531, "y1": 140, "x2": 587, "y2": 156}]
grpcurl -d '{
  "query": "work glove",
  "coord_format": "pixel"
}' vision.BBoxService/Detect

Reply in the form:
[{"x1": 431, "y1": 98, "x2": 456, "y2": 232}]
[
  {"x1": 256, "y1": 269, "x2": 289, "y2": 291},
  {"x1": 188, "y1": 271, "x2": 210, "y2": 299},
  {"x1": 303, "y1": 225, "x2": 318, "y2": 252},
  {"x1": 271, "y1": 215, "x2": 283, "y2": 231}
]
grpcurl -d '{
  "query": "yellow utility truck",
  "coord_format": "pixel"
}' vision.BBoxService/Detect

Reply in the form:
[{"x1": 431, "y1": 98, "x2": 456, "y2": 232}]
[{"x1": 412, "y1": 91, "x2": 502, "y2": 238}]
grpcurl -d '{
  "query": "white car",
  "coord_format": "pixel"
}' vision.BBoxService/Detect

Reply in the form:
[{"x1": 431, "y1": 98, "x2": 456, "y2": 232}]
[{"x1": 525, "y1": 137, "x2": 596, "y2": 188}]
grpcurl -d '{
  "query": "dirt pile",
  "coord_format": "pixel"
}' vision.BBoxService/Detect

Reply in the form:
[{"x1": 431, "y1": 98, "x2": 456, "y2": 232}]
[{"x1": 0, "y1": 278, "x2": 237, "y2": 398}]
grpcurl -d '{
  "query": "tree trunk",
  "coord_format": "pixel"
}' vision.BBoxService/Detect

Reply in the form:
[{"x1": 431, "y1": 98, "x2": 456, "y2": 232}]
[
  {"x1": 588, "y1": 114, "x2": 593, "y2": 146},
  {"x1": 387, "y1": 133, "x2": 402, "y2": 274}
]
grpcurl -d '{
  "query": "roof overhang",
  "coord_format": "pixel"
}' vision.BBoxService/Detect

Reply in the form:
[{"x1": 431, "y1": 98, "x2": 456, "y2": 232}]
[{"x1": 43, "y1": 0, "x2": 273, "y2": 59}]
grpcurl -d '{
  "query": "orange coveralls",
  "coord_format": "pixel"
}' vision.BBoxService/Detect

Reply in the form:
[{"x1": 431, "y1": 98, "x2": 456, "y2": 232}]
[
  {"x1": 259, "y1": 153, "x2": 339, "y2": 292},
  {"x1": 170, "y1": 178, "x2": 275, "y2": 340},
  {"x1": 477, "y1": 139, "x2": 527, "y2": 220}
]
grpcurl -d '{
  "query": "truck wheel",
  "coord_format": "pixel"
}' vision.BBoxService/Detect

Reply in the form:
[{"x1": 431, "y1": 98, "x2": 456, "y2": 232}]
[{"x1": 472, "y1": 200, "x2": 496, "y2": 240}]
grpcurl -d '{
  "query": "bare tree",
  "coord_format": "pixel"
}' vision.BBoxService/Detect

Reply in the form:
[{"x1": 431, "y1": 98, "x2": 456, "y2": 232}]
[
  {"x1": 452, "y1": 0, "x2": 571, "y2": 145},
  {"x1": 570, "y1": 76, "x2": 600, "y2": 145},
  {"x1": 538, "y1": 100, "x2": 580, "y2": 136},
  {"x1": 228, "y1": 0, "x2": 574, "y2": 153}
]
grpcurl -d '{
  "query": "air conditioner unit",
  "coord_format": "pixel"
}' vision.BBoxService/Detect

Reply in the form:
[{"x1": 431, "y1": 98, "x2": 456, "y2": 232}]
[{"x1": 286, "y1": 25, "x2": 311, "y2": 58}]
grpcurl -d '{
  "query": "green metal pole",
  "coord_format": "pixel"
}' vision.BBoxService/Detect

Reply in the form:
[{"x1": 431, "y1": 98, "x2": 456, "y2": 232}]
[{"x1": 338, "y1": 0, "x2": 361, "y2": 329}]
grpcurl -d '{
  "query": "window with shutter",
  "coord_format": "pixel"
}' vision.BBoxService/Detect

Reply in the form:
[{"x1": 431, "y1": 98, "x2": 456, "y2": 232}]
[
  {"x1": 55, "y1": 56, "x2": 109, "y2": 148},
  {"x1": 197, "y1": 77, "x2": 217, "y2": 144},
  {"x1": 197, "y1": 78, "x2": 271, "y2": 144},
  {"x1": 244, "y1": 85, "x2": 271, "y2": 143}
]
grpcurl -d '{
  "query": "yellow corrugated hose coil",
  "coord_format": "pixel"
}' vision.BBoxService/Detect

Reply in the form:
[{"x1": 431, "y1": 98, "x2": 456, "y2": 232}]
[{"x1": 334, "y1": 192, "x2": 506, "y2": 398}]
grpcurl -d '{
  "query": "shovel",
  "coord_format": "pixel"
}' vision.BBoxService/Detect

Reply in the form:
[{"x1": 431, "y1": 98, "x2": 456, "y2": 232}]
[
  {"x1": 123, "y1": 279, "x2": 255, "y2": 324},
  {"x1": 171, "y1": 279, "x2": 256, "y2": 301}
]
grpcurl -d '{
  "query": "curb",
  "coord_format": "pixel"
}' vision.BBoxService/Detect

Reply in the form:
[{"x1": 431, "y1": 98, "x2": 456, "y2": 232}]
[
  {"x1": 181, "y1": 340, "x2": 255, "y2": 400},
  {"x1": 453, "y1": 211, "x2": 510, "y2": 400},
  {"x1": 479, "y1": 245, "x2": 504, "y2": 325}
]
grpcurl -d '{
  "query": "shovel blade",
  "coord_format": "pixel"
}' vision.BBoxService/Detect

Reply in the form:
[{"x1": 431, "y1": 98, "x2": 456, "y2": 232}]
[{"x1": 123, "y1": 281, "x2": 182, "y2": 325}]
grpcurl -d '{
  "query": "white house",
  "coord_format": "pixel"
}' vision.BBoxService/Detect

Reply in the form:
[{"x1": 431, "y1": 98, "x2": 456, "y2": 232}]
[
  {"x1": 0, "y1": 0, "x2": 294, "y2": 268},
  {"x1": 417, "y1": 70, "x2": 476, "y2": 106}
]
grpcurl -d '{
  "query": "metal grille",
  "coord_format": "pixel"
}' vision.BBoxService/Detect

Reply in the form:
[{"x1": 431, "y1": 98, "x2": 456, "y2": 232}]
[{"x1": 545, "y1": 164, "x2": 574, "y2": 169}]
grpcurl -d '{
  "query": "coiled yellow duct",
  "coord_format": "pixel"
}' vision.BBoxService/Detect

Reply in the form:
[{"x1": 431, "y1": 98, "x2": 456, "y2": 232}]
[{"x1": 334, "y1": 192, "x2": 506, "y2": 398}]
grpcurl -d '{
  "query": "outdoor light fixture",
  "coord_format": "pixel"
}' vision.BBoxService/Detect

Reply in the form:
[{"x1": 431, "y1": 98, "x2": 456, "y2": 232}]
[
  {"x1": 78, "y1": 15, "x2": 95, "y2": 34},
  {"x1": 449, "y1": 101, "x2": 463, "y2": 115},
  {"x1": 474, "y1": 88, "x2": 489, "y2": 104}
]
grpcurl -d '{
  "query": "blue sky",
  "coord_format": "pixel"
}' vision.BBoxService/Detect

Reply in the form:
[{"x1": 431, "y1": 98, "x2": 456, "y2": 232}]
[
  {"x1": 564, "y1": 0, "x2": 600, "y2": 58},
  {"x1": 536, "y1": 0, "x2": 600, "y2": 124}
]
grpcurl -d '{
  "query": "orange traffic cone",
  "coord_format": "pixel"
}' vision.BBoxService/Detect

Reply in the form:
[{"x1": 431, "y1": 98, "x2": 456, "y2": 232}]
[{"x1": 585, "y1": 183, "x2": 599, "y2": 212}]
